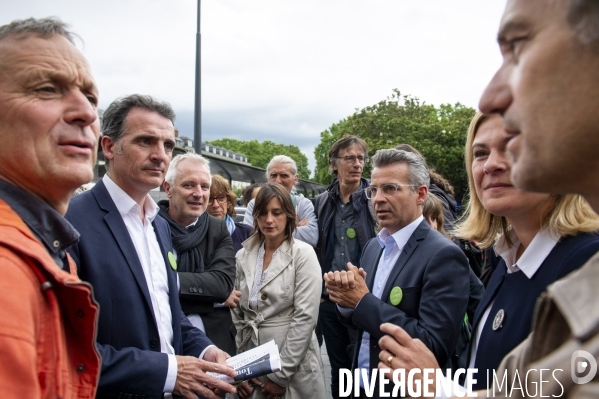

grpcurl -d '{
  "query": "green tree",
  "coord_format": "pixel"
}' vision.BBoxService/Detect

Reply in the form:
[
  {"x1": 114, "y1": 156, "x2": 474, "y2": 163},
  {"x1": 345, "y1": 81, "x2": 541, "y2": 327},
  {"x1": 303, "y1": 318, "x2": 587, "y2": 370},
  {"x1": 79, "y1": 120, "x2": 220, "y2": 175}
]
[
  {"x1": 206, "y1": 138, "x2": 311, "y2": 180},
  {"x1": 314, "y1": 89, "x2": 476, "y2": 202}
]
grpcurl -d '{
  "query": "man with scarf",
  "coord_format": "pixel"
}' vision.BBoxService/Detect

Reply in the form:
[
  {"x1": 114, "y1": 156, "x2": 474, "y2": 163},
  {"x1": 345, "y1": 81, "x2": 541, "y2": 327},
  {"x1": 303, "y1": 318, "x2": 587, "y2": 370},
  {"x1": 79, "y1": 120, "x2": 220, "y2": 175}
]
[{"x1": 159, "y1": 153, "x2": 237, "y2": 356}]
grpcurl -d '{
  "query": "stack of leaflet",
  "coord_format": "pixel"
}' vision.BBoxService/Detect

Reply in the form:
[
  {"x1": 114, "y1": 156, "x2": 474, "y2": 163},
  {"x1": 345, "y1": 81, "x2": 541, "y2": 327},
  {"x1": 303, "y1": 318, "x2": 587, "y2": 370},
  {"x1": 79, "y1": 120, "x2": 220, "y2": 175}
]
[{"x1": 207, "y1": 340, "x2": 281, "y2": 383}]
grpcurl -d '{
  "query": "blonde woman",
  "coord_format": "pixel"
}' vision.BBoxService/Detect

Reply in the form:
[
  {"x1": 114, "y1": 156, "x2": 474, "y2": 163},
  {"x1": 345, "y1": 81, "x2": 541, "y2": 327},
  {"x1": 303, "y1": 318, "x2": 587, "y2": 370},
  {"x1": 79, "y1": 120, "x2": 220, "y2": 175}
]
[{"x1": 378, "y1": 112, "x2": 599, "y2": 393}]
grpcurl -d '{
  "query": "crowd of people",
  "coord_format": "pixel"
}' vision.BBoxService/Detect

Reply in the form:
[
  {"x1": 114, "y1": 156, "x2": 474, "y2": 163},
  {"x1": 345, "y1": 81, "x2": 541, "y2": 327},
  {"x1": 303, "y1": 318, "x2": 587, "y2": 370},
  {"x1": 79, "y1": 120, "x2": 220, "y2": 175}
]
[{"x1": 1, "y1": 1, "x2": 599, "y2": 397}]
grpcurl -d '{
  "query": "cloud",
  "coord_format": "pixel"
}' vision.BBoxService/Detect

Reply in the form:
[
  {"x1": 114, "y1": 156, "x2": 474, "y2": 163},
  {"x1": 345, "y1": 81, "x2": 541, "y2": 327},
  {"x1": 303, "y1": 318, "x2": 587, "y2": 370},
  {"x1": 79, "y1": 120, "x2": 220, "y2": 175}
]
[{"x1": 2, "y1": 0, "x2": 507, "y2": 174}]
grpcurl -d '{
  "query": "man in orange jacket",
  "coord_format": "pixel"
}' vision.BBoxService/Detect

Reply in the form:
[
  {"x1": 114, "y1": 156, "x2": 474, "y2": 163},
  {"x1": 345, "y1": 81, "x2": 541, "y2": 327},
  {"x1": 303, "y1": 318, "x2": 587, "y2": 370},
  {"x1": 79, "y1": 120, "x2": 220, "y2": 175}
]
[{"x1": 0, "y1": 17, "x2": 101, "y2": 398}]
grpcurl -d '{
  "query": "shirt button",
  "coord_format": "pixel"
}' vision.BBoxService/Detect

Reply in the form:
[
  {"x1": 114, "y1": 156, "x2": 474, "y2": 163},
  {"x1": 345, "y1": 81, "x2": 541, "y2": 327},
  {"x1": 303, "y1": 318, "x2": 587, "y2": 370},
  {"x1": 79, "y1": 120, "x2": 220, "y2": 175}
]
[
  {"x1": 76, "y1": 364, "x2": 85, "y2": 373},
  {"x1": 150, "y1": 339, "x2": 158, "y2": 348},
  {"x1": 189, "y1": 287, "x2": 194, "y2": 293},
  {"x1": 53, "y1": 240, "x2": 60, "y2": 248},
  {"x1": 198, "y1": 288, "x2": 203, "y2": 294},
  {"x1": 341, "y1": 253, "x2": 344, "y2": 256},
  {"x1": 77, "y1": 309, "x2": 84, "y2": 317},
  {"x1": 261, "y1": 293, "x2": 267, "y2": 300}
]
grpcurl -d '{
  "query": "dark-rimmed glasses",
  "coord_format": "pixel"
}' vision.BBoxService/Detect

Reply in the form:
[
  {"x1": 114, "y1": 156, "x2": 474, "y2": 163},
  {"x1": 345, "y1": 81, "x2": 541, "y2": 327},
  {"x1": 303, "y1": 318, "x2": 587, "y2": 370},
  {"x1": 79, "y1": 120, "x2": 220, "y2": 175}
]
[
  {"x1": 337, "y1": 155, "x2": 368, "y2": 164},
  {"x1": 208, "y1": 194, "x2": 227, "y2": 204}
]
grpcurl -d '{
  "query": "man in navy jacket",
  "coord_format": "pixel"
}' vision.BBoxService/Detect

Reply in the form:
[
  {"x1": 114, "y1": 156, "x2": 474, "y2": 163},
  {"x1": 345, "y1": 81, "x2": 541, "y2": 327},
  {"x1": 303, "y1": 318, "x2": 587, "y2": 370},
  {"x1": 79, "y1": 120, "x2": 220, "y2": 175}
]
[
  {"x1": 325, "y1": 149, "x2": 469, "y2": 398},
  {"x1": 67, "y1": 94, "x2": 236, "y2": 399}
]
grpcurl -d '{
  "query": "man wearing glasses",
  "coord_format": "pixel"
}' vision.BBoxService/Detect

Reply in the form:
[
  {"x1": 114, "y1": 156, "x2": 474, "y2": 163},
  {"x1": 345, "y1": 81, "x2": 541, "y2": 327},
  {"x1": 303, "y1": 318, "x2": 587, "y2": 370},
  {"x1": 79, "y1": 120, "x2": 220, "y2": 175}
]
[
  {"x1": 314, "y1": 135, "x2": 377, "y2": 398},
  {"x1": 324, "y1": 148, "x2": 469, "y2": 398},
  {"x1": 158, "y1": 153, "x2": 237, "y2": 356}
]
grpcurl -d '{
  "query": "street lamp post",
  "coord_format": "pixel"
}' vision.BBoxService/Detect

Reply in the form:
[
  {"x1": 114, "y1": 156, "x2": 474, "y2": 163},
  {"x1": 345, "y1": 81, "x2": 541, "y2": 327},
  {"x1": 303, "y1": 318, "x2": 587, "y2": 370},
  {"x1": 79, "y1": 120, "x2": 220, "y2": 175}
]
[{"x1": 193, "y1": 0, "x2": 202, "y2": 154}]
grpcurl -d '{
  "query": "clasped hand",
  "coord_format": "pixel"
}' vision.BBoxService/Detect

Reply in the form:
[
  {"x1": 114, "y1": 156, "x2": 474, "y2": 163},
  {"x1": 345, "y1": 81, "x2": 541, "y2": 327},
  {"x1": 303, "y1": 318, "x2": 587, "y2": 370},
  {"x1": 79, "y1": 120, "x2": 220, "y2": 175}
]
[
  {"x1": 237, "y1": 377, "x2": 286, "y2": 399},
  {"x1": 323, "y1": 262, "x2": 369, "y2": 309}
]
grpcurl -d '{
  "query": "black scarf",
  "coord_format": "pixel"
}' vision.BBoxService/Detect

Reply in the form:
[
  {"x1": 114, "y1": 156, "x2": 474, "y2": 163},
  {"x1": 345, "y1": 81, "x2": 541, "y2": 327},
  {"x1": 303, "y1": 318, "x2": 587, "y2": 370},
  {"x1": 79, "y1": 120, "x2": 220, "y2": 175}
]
[{"x1": 158, "y1": 200, "x2": 208, "y2": 273}]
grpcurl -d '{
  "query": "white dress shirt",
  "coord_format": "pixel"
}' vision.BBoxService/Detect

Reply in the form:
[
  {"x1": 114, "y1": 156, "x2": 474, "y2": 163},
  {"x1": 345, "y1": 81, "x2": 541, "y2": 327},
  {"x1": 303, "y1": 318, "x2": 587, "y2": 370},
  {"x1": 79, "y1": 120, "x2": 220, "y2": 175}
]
[
  {"x1": 103, "y1": 175, "x2": 178, "y2": 393},
  {"x1": 439, "y1": 228, "x2": 558, "y2": 398},
  {"x1": 339, "y1": 215, "x2": 424, "y2": 388}
]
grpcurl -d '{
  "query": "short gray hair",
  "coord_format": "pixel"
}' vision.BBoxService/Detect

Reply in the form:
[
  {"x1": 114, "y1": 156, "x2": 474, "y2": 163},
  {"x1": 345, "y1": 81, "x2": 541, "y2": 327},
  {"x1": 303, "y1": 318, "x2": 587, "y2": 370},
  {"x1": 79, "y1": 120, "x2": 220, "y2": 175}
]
[
  {"x1": 266, "y1": 155, "x2": 298, "y2": 178},
  {"x1": 371, "y1": 149, "x2": 430, "y2": 190},
  {"x1": 0, "y1": 17, "x2": 76, "y2": 44},
  {"x1": 165, "y1": 153, "x2": 211, "y2": 185}
]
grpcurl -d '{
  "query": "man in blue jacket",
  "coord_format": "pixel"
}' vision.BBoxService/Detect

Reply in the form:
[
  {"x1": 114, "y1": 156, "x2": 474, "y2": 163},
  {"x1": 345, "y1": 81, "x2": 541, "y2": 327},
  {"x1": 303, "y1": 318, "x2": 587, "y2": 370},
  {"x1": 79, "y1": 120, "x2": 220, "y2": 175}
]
[
  {"x1": 67, "y1": 94, "x2": 236, "y2": 399},
  {"x1": 325, "y1": 149, "x2": 469, "y2": 398},
  {"x1": 314, "y1": 135, "x2": 377, "y2": 398}
]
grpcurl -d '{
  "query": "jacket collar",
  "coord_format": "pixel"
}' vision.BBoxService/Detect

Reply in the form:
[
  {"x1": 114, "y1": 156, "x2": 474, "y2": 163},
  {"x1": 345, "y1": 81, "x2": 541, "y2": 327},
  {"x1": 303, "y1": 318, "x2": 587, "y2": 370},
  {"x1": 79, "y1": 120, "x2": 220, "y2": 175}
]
[
  {"x1": 0, "y1": 178, "x2": 79, "y2": 268},
  {"x1": 90, "y1": 180, "x2": 158, "y2": 322},
  {"x1": 548, "y1": 251, "x2": 599, "y2": 340},
  {"x1": 326, "y1": 177, "x2": 370, "y2": 194},
  {"x1": 240, "y1": 234, "x2": 294, "y2": 292},
  {"x1": 379, "y1": 218, "x2": 430, "y2": 301},
  {"x1": 0, "y1": 199, "x2": 80, "y2": 283}
]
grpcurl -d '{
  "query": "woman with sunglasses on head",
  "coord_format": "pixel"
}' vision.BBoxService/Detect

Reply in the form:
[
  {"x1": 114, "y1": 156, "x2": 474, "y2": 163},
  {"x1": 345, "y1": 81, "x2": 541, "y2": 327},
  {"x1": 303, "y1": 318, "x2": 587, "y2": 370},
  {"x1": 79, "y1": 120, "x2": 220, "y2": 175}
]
[
  {"x1": 208, "y1": 174, "x2": 253, "y2": 253},
  {"x1": 377, "y1": 112, "x2": 599, "y2": 395},
  {"x1": 233, "y1": 183, "x2": 326, "y2": 399}
]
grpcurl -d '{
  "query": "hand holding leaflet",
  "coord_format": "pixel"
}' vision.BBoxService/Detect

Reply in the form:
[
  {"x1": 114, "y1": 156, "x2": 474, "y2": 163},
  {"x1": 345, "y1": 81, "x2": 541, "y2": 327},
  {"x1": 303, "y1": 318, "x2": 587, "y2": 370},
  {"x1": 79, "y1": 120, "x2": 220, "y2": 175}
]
[{"x1": 207, "y1": 340, "x2": 281, "y2": 383}]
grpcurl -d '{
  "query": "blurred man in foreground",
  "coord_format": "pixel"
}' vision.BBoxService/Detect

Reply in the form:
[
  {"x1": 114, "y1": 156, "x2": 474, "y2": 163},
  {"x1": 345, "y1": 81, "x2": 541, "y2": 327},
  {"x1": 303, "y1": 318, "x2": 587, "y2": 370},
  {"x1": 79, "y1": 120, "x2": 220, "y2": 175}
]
[
  {"x1": 380, "y1": 0, "x2": 599, "y2": 396},
  {"x1": 0, "y1": 17, "x2": 101, "y2": 398}
]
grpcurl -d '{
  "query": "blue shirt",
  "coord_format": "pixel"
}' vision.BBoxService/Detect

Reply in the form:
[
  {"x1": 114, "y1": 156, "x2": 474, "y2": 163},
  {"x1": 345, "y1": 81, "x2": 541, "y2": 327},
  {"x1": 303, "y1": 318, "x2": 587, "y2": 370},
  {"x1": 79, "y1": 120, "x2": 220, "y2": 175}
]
[{"x1": 339, "y1": 215, "x2": 424, "y2": 387}]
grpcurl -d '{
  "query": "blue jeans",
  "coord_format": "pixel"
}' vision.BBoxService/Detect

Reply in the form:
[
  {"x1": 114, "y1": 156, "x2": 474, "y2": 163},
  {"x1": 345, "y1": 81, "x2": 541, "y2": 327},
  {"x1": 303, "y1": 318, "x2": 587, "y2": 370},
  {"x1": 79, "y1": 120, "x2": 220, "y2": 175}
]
[{"x1": 320, "y1": 298, "x2": 359, "y2": 399}]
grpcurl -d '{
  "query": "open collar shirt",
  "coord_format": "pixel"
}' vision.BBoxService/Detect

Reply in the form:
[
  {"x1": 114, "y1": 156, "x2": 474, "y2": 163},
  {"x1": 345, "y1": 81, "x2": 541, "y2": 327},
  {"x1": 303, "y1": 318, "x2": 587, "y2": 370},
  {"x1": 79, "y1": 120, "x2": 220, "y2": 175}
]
[
  {"x1": 469, "y1": 228, "x2": 558, "y2": 367},
  {"x1": 440, "y1": 227, "x2": 558, "y2": 398},
  {"x1": 331, "y1": 186, "x2": 358, "y2": 272},
  {"x1": 103, "y1": 175, "x2": 178, "y2": 393},
  {"x1": 339, "y1": 215, "x2": 424, "y2": 387}
]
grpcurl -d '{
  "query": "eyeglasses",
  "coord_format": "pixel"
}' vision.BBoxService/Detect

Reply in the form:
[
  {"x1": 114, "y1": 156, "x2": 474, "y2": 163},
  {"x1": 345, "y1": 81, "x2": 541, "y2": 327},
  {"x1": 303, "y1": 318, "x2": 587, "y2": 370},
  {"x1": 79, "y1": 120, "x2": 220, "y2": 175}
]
[
  {"x1": 365, "y1": 183, "x2": 416, "y2": 199},
  {"x1": 208, "y1": 194, "x2": 227, "y2": 204},
  {"x1": 338, "y1": 155, "x2": 368, "y2": 164}
]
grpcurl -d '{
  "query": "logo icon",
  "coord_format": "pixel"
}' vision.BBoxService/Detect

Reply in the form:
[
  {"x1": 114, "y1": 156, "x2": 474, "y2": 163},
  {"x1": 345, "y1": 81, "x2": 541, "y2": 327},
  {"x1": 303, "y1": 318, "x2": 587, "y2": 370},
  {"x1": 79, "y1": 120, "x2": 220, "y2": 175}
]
[{"x1": 571, "y1": 350, "x2": 597, "y2": 384}]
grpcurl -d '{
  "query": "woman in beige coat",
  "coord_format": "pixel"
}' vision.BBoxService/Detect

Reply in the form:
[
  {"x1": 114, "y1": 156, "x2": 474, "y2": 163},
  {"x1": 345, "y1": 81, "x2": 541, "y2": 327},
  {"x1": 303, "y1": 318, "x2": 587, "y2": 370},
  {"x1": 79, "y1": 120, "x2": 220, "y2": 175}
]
[{"x1": 232, "y1": 183, "x2": 325, "y2": 399}]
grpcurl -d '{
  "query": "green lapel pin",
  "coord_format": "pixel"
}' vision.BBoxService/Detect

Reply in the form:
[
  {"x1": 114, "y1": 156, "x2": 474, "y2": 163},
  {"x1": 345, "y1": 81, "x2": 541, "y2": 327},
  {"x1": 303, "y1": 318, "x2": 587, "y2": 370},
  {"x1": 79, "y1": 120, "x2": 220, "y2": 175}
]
[
  {"x1": 346, "y1": 228, "x2": 356, "y2": 239},
  {"x1": 390, "y1": 286, "x2": 403, "y2": 306},
  {"x1": 168, "y1": 252, "x2": 177, "y2": 271}
]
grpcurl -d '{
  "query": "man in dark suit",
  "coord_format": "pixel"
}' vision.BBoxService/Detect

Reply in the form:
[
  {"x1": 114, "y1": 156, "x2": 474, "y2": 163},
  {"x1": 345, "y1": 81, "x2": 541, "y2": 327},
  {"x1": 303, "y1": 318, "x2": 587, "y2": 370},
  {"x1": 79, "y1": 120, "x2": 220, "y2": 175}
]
[
  {"x1": 157, "y1": 153, "x2": 237, "y2": 356},
  {"x1": 67, "y1": 94, "x2": 236, "y2": 399},
  {"x1": 324, "y1": 148, "x2": 469, "y2": 398}
]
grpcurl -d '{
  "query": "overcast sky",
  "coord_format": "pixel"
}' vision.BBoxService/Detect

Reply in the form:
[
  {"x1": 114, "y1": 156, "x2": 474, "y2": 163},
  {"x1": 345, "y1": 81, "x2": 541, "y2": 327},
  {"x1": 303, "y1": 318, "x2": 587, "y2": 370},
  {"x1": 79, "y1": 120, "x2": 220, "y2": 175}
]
[{"x1": 3, "y1": 0, "x2": 507, "y2": 178}]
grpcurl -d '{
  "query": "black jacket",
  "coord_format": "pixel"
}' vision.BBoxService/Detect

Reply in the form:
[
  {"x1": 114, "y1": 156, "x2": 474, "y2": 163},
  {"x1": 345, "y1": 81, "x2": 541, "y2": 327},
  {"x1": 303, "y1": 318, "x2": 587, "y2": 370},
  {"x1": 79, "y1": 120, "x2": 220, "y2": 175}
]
[{"x1": 314, "y1": 178, "x2": 377, "y2": 275}]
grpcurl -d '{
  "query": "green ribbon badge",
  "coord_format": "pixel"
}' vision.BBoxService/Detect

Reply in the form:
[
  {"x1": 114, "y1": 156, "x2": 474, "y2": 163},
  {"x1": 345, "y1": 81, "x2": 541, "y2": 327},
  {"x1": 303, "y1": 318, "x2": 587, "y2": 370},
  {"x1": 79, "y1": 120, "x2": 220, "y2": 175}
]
[
  {"x1": 390, "y1": 286, "x2": 403, "y2": 306},
  {"x1": 346, "y1": 228, "x2": 356, "y2": 239},
  {"x1": 168, "y1": 252, "x2": 177, "y2": 271}
]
